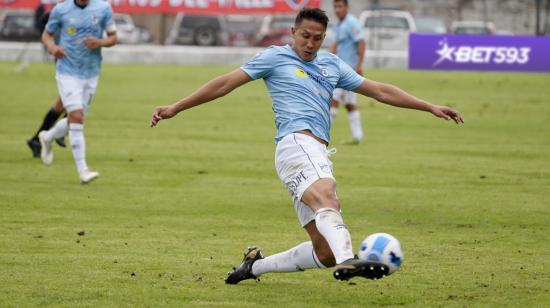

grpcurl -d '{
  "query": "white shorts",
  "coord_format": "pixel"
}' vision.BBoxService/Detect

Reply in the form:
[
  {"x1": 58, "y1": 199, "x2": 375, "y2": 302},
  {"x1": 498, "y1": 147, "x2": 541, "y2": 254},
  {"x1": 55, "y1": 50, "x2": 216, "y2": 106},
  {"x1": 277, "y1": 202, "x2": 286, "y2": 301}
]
[
  {"x1": 333, "y1": 88, "x2": 357, "y2": 105},
  {"x1": 275, "y1": 133, "x2": 336, "y2": 226},
  {"x1": 56, "y1": 73, "x2": 98, "y2": 114}
]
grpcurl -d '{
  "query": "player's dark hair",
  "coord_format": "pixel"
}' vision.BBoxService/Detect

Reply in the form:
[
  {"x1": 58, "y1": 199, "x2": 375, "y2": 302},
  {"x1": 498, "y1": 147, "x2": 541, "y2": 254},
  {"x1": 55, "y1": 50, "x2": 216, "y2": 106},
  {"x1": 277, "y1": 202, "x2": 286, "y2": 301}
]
[
  {"x1": 295, "y1": 8, "x2": 329, "y2": 30},
  {"x1": 334, "y1": 0, "x2": 348, "y2": 6}
]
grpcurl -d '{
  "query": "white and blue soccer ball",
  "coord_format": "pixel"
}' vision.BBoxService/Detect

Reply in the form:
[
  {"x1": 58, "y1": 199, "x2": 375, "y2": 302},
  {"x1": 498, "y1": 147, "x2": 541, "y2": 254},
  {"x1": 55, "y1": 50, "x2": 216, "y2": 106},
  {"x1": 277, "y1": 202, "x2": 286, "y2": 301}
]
[{"x1": 358, "y1": 233, "x2": 404, "y2": 275}]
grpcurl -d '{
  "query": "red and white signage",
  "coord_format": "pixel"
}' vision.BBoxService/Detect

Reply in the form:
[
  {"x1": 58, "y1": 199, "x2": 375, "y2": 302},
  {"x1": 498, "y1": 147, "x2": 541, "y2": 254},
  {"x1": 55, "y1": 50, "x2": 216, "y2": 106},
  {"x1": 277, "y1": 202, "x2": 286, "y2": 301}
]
[{"x1": 0, "y1": 0, "x2": 320, "y2": 14}]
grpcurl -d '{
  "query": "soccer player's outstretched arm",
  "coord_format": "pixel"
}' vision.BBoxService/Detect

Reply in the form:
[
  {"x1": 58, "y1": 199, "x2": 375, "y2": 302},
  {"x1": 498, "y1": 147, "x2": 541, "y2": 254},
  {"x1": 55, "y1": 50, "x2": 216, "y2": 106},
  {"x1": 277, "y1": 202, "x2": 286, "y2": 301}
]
[
  {"x1": 354, "y1": 79, "x2": 464, "y2": 124},
  {"x1": 150, "y1": 69, "x2": 252, "y2": 127},
  {"x1": 42, "y1": 30, "x2": 65, "y2": 59}
]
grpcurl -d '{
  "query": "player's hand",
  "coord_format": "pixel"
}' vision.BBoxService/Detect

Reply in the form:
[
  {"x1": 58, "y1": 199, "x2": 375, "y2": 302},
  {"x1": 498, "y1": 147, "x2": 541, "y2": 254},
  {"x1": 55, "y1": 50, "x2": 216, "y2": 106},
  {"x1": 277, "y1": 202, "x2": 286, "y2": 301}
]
[
  {"x1": 431, "y1": 105, "x2": 464, "y2": 124},
  {"x1": 151, "y1": 105, "x2": 178, "y2": 127},
  {"x1": 84, "y1": 36, "x2": 102, "y2": 49},
  {"x1": 355, "y1": 66, "x2": 363, "y2": 76},
  {"x1": 49, "y1": 45, "x2": 66, "y2": 59}
]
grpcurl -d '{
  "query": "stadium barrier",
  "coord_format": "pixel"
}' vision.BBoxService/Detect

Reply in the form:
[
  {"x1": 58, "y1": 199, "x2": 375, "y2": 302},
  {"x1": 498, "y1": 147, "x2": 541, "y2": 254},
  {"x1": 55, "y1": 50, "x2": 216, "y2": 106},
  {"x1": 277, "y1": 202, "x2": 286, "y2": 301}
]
[{"x1": 0, "y1": 41, "x2": 408, "y2": 69}]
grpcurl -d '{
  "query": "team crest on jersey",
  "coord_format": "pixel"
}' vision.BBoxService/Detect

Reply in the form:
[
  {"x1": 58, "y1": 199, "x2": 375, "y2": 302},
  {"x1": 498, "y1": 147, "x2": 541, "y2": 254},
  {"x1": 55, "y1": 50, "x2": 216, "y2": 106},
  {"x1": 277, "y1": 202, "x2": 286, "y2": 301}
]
[
  {"x1": 67, "y1": 27, "x2": 76, "y2": 35},
  {"x1": 294, "y1": 68, "x2": 308, "y2": 78},
  {"x1": 91, "y1": 15, "x2": 99, "y2": 25},
  {"x1": 320, "y1": 68, "x2": 329, "y2": 77}
]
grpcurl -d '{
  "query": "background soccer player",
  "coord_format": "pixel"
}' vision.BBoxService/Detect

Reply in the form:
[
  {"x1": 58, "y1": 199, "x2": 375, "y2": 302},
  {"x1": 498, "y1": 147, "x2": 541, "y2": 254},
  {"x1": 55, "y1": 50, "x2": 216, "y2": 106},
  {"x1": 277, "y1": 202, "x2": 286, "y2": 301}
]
[
  {"x1": 151, "y1": 8, "x2": 463, "y2": 283},
  {"x1": 38, "y1": 0, "x2": 117, "y2": 184},
  {"x1": 329, "y1": 0, "x2": 366, "y2": 143}
]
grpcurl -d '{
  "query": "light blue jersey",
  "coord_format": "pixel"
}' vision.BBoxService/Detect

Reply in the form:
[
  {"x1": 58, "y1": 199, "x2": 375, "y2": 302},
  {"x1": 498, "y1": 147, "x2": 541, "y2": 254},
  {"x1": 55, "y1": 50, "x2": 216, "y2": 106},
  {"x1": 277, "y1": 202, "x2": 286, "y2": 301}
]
[
  {"x1": 46, "y1": 0, "x2": 115, "y2": 79},
  {"x1": 333, "y1": 13, "x2": 364, "y2": 68},
  {"x1": 241, "y1": 45, "x2": 365, "y2": 144}
]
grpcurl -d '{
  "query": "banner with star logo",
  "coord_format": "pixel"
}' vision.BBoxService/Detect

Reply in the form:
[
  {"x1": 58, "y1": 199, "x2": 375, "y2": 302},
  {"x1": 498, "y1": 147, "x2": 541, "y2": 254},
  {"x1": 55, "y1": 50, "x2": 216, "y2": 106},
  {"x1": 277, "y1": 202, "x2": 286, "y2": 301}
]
[{"x1": 409, "y1": 34, "x2": 550, "y2": 72}]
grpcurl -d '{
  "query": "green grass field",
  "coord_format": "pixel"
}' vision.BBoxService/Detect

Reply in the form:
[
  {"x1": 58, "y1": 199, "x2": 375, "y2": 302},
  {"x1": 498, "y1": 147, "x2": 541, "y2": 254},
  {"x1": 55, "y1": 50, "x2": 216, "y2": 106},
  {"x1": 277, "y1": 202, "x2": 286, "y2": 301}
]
[{"x1": 0, "y1": 62, "x2": 549, "y2": 307}]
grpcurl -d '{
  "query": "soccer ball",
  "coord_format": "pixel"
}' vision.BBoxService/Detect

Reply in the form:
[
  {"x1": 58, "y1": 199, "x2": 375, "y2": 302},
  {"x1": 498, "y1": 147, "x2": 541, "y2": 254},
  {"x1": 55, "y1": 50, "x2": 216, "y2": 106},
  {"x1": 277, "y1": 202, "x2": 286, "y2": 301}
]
[{"x1": 357, "y1": 233, "x2": 404, "y2": 275}]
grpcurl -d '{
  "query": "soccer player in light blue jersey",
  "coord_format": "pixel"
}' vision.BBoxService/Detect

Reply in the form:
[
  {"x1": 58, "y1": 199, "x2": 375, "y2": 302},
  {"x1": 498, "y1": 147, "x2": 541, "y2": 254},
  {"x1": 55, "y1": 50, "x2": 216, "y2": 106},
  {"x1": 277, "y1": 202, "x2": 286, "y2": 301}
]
[
  {"x1": 330, "y1": 0, "x2": 366, "y2": 143},
  {"x1": 38, "y1": 0, "x2": 117, "y2": 184},
  {"x1": 151, "y1": 8, "x2": 463, "y2": 284}
]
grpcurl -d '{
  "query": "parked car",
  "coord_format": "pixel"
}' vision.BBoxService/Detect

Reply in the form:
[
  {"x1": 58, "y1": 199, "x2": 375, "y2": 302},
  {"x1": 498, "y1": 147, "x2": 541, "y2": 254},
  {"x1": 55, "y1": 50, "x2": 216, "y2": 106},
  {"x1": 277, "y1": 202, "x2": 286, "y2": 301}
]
[
  {"x1": 415, "y1": 16, "x2": 447, "y2": 34},
  {"x1": 0, "y1": 10, "x2": 41, "y2": 41},
  {"x1": 223, "y1": 15, "x2": 261, "y2": 47},
  {"x1": 113, "y1": 13, "x2": 153, "y2": 44},
  {"x1": 358, "y1": 10, "x2": 416, "y2": 50},
  {"x1": 166, "y1": 14, "x2": 225, "y2": 46},
  {"x1": 255, "y1": 14, "x2": 295, "y2": 47},
  {"x1": 451, "y1": 20, "x2": 494, "y2": 35}
]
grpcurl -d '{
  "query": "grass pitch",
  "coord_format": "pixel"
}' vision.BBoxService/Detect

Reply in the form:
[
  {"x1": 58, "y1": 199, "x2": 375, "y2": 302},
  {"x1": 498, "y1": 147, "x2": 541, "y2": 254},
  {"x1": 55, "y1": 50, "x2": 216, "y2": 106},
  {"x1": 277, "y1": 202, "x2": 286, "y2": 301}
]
[{"x1": 0, "y1": 62, "x2": 549, "y2": 307}]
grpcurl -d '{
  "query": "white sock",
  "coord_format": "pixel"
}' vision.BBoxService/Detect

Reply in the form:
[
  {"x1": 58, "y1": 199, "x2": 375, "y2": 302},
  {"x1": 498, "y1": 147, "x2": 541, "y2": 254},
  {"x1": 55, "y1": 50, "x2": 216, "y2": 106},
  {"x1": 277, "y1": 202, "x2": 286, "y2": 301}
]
[
  {"x1": 347, "y1": 110, "x2": 364, "y2": 141},
  {"x1": 330, "y1": 107, "x2": 338, "y2": 122},
  {"x1": 315, "y1": 208, "x2": 354, "y2": 264},
  {"x1": 44, "y1": 118, "x2": 68, "y2": 141},
  {"x1": 251, "y1": 241, "x2": 325, "y2": 277},
  {"x1": 68, "y1": 123, "x2": 88, "y2": 173}
]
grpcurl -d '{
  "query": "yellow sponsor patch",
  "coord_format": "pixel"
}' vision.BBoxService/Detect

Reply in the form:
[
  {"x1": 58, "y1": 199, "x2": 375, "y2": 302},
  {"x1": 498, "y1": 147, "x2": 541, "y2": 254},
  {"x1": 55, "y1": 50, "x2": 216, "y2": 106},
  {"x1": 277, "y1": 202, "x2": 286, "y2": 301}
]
[
  {"x1": 294, "y1": 68, "x2": 308, "y2": 78},
  {"x1": 67, "y1": 27, "x2": 76, "y2": 35}
]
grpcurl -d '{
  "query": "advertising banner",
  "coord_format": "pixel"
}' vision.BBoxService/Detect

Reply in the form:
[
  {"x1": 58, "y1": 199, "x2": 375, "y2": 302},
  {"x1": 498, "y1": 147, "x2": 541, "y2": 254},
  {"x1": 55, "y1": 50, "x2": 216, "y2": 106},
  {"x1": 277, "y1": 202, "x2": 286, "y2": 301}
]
[
  {"x1": 0, "y1": 0, "x2": 319, "y2": 14},
  {"x1": 409, "y1": 34, "x2": 550, "y2": 72}
]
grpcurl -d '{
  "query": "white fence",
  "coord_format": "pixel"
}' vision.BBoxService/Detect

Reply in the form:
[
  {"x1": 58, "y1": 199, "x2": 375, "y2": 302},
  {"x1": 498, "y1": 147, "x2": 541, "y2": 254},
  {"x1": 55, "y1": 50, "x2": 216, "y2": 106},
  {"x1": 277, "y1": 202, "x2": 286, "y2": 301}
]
[{"x1": 0, "y1": 42, "x2": 407, "y2": 69}]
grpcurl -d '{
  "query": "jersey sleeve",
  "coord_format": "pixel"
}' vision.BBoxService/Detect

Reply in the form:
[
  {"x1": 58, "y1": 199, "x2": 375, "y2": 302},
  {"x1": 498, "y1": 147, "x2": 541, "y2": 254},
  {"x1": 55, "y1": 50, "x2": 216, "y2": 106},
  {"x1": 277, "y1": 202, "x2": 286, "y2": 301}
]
[
  {"x1": 102, "y1": 4, "x2": 116, "y2": 33},
  {"x1": 240, "y1": 46, "x2": 277, "y2": 80},
  {"x1": 45, "y1": 6, "x2": 61, "y2": 34},
  {"x1": 351, "y1": 20, "x2": 365, "y2": 43},
  {"x1": 335, "y1": 57, "x2": 365, "y2": 90}
]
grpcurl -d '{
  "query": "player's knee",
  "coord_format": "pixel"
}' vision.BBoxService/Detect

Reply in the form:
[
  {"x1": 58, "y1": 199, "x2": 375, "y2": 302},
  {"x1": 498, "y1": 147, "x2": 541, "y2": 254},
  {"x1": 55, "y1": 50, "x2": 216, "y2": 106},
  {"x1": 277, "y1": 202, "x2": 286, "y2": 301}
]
[
  {"x1": 319, "y1": 191, "x2": 339, "y2": 210},
  {"x1": 68, "y1": 110, "x2": 84, "y2": 124}
]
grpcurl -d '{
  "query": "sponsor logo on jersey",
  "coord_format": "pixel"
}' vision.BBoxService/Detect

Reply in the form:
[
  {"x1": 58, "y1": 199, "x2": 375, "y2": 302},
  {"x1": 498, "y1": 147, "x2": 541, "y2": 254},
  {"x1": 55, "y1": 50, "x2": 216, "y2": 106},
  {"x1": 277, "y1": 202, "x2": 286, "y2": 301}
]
[{"x1": 294, "y1": 67, "x2": 308, "y2": 78}]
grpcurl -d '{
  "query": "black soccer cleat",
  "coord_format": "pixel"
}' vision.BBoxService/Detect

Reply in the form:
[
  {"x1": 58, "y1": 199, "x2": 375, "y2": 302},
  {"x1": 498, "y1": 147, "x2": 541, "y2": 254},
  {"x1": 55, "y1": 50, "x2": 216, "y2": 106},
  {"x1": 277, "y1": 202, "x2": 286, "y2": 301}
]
[
  {"x1": 225, "y1": 246, "x2": 264, "y2": 285},
  {"x1": 333, "y1": 258, "x2": 389, "y2": 281},
  {"x1": 55, "y1": 137, "x2": 66, "y2": 148},
  {"x1": 27, "y1": 138, "x2": 41, "y2": 158}
]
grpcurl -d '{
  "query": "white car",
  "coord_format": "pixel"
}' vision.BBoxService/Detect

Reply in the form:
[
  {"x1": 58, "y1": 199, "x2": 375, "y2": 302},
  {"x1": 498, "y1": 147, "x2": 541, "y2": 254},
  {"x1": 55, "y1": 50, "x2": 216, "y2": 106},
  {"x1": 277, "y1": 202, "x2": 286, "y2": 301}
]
[
  {"x1": 358, "y1": 10, "x2": 416, "y2": 51},
  {"x1": 113, "y1": 13, "x2": 153, "y2": 44}
]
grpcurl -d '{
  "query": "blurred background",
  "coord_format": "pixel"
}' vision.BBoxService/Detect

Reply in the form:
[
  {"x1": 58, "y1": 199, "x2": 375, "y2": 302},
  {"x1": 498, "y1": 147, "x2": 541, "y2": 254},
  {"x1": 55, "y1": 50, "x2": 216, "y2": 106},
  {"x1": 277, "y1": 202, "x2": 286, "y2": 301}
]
[{"x1": 1, "y1": 0, "x2": 549, "y2": 68}]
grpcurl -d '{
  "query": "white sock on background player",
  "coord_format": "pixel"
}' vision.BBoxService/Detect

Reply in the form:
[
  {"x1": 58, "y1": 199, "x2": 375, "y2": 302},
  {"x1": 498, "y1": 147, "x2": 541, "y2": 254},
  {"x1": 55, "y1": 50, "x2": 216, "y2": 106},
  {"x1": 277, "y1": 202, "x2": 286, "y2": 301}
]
[
  {"x1": 347, "y1": 110, "x2": 363, "y2": 141},
  {"x1": 44, "y1": 118, "x2": 68, "y2": 142},
  {"x1": 68, "y1": 123, "x2": 88, "y2": 173}
]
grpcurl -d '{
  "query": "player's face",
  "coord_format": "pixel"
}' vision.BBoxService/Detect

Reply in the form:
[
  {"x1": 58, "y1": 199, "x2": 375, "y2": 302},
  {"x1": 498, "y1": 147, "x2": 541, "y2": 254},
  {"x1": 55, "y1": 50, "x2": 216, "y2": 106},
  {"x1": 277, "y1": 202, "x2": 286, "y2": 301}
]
[
  {"x1": 291, "y1": 19, "x2": 326, "y2": 61},
  {"x1": 333, "y1": 1, "x2": 348, "y2": 20}
]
